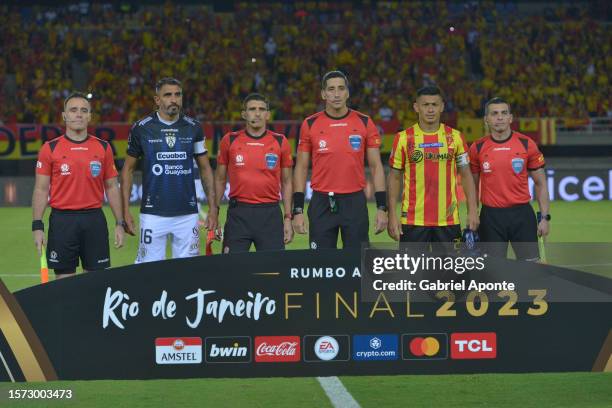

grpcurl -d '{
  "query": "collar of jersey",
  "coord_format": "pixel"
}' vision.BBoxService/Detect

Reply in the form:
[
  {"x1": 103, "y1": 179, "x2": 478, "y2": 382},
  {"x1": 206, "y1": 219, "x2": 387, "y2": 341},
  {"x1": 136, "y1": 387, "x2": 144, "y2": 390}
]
[
  {"x1": 244, "y1": 129, "x2": 268, "y2": 139},
  {"x1": 63, "y1": 134, "x2": 89, "y2": 144},
  {"x1": 156, "y1": 112, "x2": 181, "y2": 126},
  {"x1": 324, "y1": 108, "x2": 351, "y2": 120},
  {"x1": 489, "y1": 131, "x2": 514, "y2": 144},
  {"x1": 415, "y1": 123, "x2": 442, "y2": 135}
]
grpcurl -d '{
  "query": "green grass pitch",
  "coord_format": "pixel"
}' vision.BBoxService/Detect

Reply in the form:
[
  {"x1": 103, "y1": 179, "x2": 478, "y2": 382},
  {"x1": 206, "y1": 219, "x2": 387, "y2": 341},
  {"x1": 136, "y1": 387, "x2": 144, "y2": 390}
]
[{"x1": 0, "y1": 201, "x2": 610, "y2": 407}]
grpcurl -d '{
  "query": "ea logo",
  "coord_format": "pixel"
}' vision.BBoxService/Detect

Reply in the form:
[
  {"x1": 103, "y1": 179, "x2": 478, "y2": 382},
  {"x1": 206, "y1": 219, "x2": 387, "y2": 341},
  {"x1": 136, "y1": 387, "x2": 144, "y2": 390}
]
[
  {"x1": 409, "y1": 337, "x2": 440, "y2": 357},
  {"x1": 152, "y1": 164, "x2": 163, "y2": 176},
  {"x1": 173, "y1": 339, "x2": 185, "y2": 351},
  {"x1": 314, "y1": 336, "x2": 339, "y2": 361},
  {"x1": 410, "y1": 150, "x2": 423, "y2": 163}
]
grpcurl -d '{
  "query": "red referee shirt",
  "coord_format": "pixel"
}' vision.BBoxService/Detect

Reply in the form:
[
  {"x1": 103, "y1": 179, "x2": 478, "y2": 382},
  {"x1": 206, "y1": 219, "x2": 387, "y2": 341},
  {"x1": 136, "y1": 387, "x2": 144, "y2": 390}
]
[
  {"x1": 469, "y1": 132, "x2": 545, "y2": 208},
  {"x1": 36, "y1": 135, "x2": 118, "y2": 210},
  {"x1": 217, "y1": 129, "x2": 293, "y2": 204},
  {"x1": 298, "y1": 109, "x2": 381, "y2": 194}
]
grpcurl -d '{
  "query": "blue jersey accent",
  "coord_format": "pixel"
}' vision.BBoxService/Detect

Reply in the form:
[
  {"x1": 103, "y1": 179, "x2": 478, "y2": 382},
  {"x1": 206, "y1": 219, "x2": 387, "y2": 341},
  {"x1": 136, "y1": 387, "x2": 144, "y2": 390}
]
[{"x1": 127, "y1": 113, "x2": 205, "y2": 216}]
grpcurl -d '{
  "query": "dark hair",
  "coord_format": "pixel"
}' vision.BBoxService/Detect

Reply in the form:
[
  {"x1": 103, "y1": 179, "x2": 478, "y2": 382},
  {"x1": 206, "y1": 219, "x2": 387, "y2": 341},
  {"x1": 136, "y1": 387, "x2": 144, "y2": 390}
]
[
  {"x1": 155, "y1": 77, "x2": 182, "y2": 93},
  {"x1": 416, "y1": 86, "x2": 444, "y2": 100},
  {"x1": 484, "y1": 97, "x2": 511, "y2": 115},
  {"x1": 63, "y1": 91, "x2": 90, "y2": 110},
  {"x1": 321, "y1": 70, "x2": 349, "y2": 90},
  {"x1": 242, "y1": 93, "x2": 269, "y2": 110}
]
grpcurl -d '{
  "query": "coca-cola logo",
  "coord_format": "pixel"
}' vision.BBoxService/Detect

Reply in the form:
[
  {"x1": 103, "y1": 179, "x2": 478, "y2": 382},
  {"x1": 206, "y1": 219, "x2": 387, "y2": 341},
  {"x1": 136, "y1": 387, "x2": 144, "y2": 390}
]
[
  {"x1": 256, "y1": 341, "x2": 298, "y2": 356},
  {"x1": 254, "y1": 336, "x2": 301, "y2": 362}
]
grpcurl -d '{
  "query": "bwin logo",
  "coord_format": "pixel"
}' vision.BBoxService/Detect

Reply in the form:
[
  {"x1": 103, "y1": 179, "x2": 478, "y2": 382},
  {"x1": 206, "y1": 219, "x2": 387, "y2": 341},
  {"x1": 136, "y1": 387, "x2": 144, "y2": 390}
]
[{"x1": 209, "y1": 343, "x2": 247, "y2": 358}]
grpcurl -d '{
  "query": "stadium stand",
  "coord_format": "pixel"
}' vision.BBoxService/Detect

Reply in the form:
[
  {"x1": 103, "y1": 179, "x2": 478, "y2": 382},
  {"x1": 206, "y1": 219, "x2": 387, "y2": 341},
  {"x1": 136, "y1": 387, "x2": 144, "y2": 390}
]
[{"x1": 0, "y1": 1, "x2": 610, "y2": 126}]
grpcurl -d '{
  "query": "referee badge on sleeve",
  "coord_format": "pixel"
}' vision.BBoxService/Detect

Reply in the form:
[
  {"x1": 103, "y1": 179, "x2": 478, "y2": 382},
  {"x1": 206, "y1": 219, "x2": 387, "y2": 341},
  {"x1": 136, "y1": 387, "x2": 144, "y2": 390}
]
[
  {"x1": 265, "y1": 153, "x2": 279, "y2": 169},
  {"x1": 90, "y1": 161, "x2": 102, "y2": 177},
  {"x1": 511, "y1": 158, "x2": 524, "y2": 174}
]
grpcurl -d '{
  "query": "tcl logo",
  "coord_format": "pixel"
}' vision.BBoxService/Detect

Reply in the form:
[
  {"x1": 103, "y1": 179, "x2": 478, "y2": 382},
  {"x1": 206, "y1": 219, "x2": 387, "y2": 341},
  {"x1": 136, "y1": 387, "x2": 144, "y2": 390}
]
[
  {"x1": 254, "y1": 336, "x2": 300, "y2": 362},
  {"x1": 451, "y1": 333, "x2": 497, "y2": 359}
]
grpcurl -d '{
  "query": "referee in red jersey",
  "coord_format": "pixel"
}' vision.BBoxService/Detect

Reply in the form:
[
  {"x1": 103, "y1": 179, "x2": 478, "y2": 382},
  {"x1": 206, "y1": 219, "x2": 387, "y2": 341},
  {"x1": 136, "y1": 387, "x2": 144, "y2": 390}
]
[
  {"x1": 32, "y1": 92, "x2": 125, "y2": 279},
  {"x1": 214, "y1": 93, "x2": 293, "y2": 252},
  {"x1": 469, "y1": 97, "x2": 550, "y2": 261},
  {"x1": 292, "y1": 71, "x2": 388, "y2": 249}
]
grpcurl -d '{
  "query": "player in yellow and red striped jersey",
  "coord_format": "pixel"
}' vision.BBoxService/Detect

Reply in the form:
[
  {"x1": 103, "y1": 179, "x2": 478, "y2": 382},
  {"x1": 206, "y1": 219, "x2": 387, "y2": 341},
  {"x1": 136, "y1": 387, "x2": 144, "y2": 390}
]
[{"x1": 387, "y1": 86, "x2": 479, "y2": 244}]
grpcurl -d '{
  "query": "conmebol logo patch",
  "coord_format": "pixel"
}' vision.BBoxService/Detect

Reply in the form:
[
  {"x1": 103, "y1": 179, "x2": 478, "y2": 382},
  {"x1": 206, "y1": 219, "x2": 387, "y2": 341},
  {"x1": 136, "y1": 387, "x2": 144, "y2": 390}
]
[{"x1": 155, "y1": 337, "x2": 202, "y2": 365}]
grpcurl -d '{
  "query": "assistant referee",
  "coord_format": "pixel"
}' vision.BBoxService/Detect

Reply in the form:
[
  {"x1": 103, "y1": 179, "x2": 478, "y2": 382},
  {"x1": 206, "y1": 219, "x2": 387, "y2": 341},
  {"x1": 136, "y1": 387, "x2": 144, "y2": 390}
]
[
  {"x1": 32, "y1": 92, "x2": 125, "y2": 279},
  {"x1": 469, "y1": 97, "x2": 550, "y2": 261}
]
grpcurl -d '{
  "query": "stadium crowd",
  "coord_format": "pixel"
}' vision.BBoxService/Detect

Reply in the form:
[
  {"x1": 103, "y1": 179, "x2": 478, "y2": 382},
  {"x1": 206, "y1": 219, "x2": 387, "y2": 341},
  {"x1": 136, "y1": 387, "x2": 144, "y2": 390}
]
[{"x1": 0, "y1": 1, "x2": 610, "y2": 124}]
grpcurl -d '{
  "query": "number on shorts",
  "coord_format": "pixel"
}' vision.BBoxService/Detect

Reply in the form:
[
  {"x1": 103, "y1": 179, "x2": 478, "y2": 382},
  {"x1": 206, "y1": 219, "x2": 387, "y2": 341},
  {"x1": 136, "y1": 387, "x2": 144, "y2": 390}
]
[{"x1": 140, "y1": 228, "x2": 152, "y2": 244}]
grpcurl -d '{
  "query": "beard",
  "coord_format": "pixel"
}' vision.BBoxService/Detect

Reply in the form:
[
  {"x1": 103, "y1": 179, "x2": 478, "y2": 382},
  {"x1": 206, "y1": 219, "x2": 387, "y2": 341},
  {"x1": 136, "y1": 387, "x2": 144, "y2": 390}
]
[{"x1": 166, "y1": 105, "x2": 180, "y2": 115}]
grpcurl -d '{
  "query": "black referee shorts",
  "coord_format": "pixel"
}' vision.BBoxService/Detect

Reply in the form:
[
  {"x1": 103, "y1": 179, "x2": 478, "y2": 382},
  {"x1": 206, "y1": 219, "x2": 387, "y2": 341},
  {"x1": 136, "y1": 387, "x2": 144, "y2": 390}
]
[
  {"x1": 307, "y1": 190, "x2": 369, "y2": 249},
  {"x1": 479, "y1": 204, "x2": 539, "y2": 261},
  {"x1": 400, "y1": 225, "x2": 462, "y2": 255},
  {"x1": 46, "y1": 208, "x2": 110, "y2": 272},
  {"x1": 222, "y1": 200, "x2": 284, "y2": 253}
]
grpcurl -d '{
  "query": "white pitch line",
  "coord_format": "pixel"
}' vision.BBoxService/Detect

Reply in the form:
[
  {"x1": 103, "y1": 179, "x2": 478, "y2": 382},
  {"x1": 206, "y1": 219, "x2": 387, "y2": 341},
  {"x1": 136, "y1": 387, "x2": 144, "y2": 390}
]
[
  {"x1": 317, "y1": 376, "x2": 361, "y2": 408},
  {"x1": 0, "y1": 351, "x2": 15, "y2": 382},
  {"x1": 558, "y1": 263, "x2": 612, "y2": 268}
]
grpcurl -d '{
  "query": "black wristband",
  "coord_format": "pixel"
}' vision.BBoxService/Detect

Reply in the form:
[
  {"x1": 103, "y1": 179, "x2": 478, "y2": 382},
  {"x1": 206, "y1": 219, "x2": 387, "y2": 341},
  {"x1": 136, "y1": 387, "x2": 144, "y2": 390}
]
[
  {"x1": 292, "y1": 192, "x2": 305, "y2": 210},
  {"x1": 375, "y1": 191, "x2": 387, "y2": 208},
  {"x1": 32, "y1": 220, "x2": 44, "y2": 232}
]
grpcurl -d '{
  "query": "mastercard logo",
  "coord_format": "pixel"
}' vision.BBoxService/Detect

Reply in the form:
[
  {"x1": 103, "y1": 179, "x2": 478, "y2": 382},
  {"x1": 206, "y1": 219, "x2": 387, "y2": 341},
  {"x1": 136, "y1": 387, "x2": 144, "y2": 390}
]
[
  {"x1": 409, "y1": 337, "x2": 440, "y2": 357},
  {"x1": 402, "y1": 333, "x2": 448, "y2": 360}
]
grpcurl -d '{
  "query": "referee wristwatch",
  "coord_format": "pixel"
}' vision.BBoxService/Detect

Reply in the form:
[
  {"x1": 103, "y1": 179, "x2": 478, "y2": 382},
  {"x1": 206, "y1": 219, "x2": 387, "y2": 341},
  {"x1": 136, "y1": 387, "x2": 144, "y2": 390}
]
[
  {"x1": 538, "y1": 212, "x2": 551, "y2": 222},
  {"x1": 116, "y1": 220, "x2": 127, "y2": 228}
]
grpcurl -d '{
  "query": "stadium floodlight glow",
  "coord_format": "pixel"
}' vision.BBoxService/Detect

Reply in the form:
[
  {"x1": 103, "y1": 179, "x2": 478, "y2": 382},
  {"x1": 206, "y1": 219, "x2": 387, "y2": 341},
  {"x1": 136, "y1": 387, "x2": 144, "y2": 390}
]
[
  {"x1": 251, "y1": 57, "x2": 256, "y2": 63},
  {"x1": 86, "y1": 93, "x2": 93, "y2": 99}
]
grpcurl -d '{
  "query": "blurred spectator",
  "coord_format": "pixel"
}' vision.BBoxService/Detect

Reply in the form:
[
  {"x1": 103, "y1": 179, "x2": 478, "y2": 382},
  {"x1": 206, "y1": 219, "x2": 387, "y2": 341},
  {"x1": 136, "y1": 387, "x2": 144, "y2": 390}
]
[{"x1": 0, "y1": 2, "x2": 609, "y2": 125}]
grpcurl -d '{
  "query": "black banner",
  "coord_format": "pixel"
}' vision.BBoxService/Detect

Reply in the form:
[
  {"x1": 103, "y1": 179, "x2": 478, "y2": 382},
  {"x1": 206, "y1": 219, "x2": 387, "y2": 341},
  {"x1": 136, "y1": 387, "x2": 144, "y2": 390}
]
[{"x1": 0, "y1": 249, "x2": 611, "y2": 381}]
